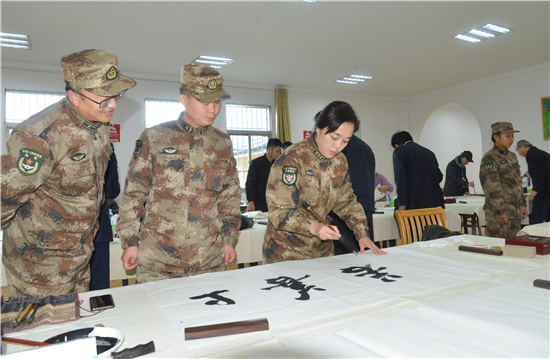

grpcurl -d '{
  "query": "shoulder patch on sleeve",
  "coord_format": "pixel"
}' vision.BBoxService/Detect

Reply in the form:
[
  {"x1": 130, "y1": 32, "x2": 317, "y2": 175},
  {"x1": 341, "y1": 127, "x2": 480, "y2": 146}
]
[
  {"x1": 484, "y1": 160, "x2": 493, "y2": 170},
  {"x1": 17, "y1": 148, "x2": 45, "y2": 176},
  {"x1": 133, "y1": 139, "x2": 143, "y2": 159},
  {"x1": 282, "y1": 166, "x2": 298, "y2": 186}
]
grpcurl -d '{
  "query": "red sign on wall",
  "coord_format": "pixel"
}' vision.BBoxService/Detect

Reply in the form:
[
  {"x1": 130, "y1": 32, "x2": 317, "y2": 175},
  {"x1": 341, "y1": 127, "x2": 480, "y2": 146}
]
[
  {"x1": 303, "y1": 130, "x2": 312, "y2": 139},
  {"x1": 110, "y1": 124, "x2": 120, "y2": 142}
]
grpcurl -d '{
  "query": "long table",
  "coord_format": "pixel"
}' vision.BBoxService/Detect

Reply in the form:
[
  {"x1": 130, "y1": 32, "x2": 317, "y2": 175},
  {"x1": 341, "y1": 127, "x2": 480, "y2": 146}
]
[{"x1": 4, "y1": 234, "x2": 548, "y2": 358}]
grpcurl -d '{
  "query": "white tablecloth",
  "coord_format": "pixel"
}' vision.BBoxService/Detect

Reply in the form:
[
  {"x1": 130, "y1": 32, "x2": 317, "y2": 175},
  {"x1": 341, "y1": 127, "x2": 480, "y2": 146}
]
[
  {"x1": 5, "y1": 234, "x2": 548, "y2": 358},
  {"x1": 444, "y1": 195, "x2": 486, "y2": 226},
  {"x1": 517, "y1": 222, "x2": 550, "y2": 237}
]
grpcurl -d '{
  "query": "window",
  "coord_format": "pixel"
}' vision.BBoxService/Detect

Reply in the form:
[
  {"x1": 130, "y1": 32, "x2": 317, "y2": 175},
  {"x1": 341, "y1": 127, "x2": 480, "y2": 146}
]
[
  {"x1": 226, "y1": 104, "x2": 273, "y2": 187},
  {"x1": 145, "y1": 99, "x2": 184, "y2": 128},
  {"x1": 4, "y1": 90, "x2": 65, "y2": 146}
]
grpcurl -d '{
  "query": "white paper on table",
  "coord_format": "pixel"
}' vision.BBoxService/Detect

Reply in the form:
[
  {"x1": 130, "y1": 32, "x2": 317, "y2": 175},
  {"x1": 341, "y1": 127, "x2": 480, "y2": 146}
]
[
  {"x1": 256, "y1": 280, "x2": 550, "y2": 358},
  {"x1": 243, "y1": 211, "x2": 269, "y2": 219},
  {"x1": 144, "y1": 247, "x2": 504, "y2": 347},
  {"x1": 413, "y1": 235, "x2": 473, "y2": 248}
]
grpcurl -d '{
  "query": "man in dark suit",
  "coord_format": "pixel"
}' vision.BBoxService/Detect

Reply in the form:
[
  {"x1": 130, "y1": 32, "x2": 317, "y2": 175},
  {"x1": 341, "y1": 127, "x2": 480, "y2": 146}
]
[
  {"x1": 328, "y1": 134, "x2": 376, "y2": 254},
  {"x1": 245, "y1": 138, "x2": 282, "y2": 212},
  {"x1": 391, "y1": 131, "x2": 444, "y2": 211},
  {"x1": 516, "y1": 139, "x2": 550, "y2": 224}
]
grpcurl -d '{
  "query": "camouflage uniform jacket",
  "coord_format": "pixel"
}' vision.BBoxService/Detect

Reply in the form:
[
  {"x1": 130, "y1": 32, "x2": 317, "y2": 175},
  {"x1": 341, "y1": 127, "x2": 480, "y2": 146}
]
[
  {"x1": 480, "y1": 145, "x2": 525, "y2": 218},
  {"x1": 116, "y1": 112, "x2": 241, "y2": 276},
  {"x1": 1, "y1": 98, "x2": 111, "y2": 296},
  {"x1": 263, "y1": 135, "x2": 369, "y2": 264}
]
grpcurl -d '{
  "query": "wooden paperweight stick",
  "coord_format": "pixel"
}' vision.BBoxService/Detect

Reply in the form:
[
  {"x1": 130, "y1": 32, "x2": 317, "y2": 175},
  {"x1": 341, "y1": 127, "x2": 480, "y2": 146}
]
[
  {"x1": 185, "y1": 318, "x2": 269, "y2": 340},
  {"x1": 533, "y1": 279, "x2": 550, "y2": 290},
  {"x1": 458, "y1": 245, "x2": 503, "y2": 256}
]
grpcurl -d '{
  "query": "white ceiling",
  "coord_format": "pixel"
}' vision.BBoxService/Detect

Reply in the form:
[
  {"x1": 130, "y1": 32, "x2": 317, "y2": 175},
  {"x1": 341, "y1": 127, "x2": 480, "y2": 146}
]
[{"x1": 2, "y1": 1, "x2": 549, "y2": 99}]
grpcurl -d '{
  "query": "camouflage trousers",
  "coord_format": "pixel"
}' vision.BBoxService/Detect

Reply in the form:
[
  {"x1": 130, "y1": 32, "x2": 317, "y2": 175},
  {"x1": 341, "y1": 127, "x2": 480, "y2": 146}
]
[
  {"x1": 136, "y1": 262, "x2": 226, "y2": 284},
  {"x1": 5, "y1": 266, "x2": 90, "y2": 301},
  {"x1": 485, "y1": 211, "x2": 521, "y2": 238}
]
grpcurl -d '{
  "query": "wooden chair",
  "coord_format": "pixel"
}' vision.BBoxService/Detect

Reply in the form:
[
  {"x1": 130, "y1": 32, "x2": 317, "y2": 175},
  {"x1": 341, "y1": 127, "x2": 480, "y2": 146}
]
[{"x1": 394, "y1": 207, "x2": 449, "y2": 245}]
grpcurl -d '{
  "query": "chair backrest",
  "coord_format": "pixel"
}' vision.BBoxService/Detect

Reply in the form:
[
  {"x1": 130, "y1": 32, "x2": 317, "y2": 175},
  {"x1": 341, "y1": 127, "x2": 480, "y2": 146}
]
[{"x1": 394, "y1": 207, "x2": 449, "y2": 245}]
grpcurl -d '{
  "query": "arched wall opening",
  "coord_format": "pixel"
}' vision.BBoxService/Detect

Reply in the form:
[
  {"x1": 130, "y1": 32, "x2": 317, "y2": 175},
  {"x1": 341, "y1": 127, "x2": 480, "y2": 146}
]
[{"x1": 418, "y1": 103, "x2": 483, "y2": 194}]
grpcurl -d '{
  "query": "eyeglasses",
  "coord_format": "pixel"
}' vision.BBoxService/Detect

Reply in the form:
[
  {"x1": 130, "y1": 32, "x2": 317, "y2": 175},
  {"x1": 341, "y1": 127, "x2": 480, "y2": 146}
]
[{"x1": 73, "y1": 90, "x2": 125, "y2": 109}]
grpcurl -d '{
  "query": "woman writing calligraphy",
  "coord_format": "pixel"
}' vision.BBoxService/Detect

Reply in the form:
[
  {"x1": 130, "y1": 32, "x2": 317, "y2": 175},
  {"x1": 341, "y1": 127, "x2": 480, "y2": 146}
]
[{"x1": 263, "y1": 101, "x2": 386, "y2": 263}]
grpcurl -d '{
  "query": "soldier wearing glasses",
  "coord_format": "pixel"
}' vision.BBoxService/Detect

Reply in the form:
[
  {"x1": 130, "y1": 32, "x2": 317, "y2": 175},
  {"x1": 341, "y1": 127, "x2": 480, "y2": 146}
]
[{"x1": 1, "y1": 49, "x2": 136, "y2": 300}]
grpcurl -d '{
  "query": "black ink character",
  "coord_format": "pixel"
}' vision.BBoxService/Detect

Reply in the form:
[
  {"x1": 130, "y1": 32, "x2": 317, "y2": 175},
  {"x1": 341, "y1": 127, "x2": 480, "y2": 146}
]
[
  {"x1": 262, "y1": 275, "x2": 326, "y2": 300},
  {"x1": 341, "y1": 264, "x2": 402, "y2": 282},
  {"x1": 189, "y1": 290, "x2": 235, "y2": 305}
]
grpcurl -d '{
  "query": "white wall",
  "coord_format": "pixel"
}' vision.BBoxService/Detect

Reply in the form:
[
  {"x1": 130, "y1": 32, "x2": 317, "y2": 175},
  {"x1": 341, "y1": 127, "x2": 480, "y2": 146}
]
[
  {"x1": 419, "y1": 103, "x2": 482, "y2": 194},
  {"x1": 405, "y1": 63, "x2": 550, "y2": 186}
]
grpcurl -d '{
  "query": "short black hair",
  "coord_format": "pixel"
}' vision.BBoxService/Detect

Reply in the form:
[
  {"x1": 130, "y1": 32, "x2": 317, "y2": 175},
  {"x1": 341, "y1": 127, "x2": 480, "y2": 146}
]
[
  {"x1": 314, "y1": 101, "x2": 359, "y2": 134},
  {"x1": 491, "y1": 132, "x2": 502, "y2": 143},
  {"x1": 282, "y1": 141, "x2": 293, "y2": 149},
  {"x1": 391, "y1": 131, "x2": 413, "y2": 148},
  {"x1": 267, "y1": 138, "x2": 283, "y2": 149}
]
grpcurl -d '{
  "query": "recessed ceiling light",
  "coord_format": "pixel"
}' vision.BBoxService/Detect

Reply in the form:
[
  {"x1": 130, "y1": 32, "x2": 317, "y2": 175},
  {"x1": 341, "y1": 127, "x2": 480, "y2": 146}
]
[
  {"x1": 335, "y1": 74, "x2": 373, "y2": 85},
  {"x1": 482, "y1": 23, "x2": 511, "y2": 34},
  {"x1": 192, "y1": 55, "x2": 234, "y2": 69},
  {"x1": 303, "y1": 0, "x2": 318, "y2": 3},
  {"x1": 1, "y1": 32, "x2": 31, "y2": 49},
  {"x1": 454, "y1": 34, "x2": 482, "y2": 43},
  {"x1": 454, "y1": 23, "x2": 512, "y2": 44},
  {"x1": 335, "y1": 80, "x2": 359, "y2": 85},
  {"x1": 468, "y1": 29, "x2": 494, "y2": 38}
]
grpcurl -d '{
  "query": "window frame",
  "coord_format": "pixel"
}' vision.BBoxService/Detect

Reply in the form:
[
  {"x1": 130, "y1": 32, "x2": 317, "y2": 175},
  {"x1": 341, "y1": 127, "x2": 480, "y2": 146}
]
[
  {"x1": 144, "y1": 98, "x2": 184, "y2": 128},
  {"x1": 3, "y1": 89, "x2": 66, "y2": 153},
  {"x1": 226, "y1": 103, "x2": 275, "y2": 189}
]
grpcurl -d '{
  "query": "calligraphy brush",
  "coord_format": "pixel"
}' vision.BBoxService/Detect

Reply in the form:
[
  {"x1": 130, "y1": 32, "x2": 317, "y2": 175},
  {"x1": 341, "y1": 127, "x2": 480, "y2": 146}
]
[{"x1": 300, "y1": 202, "x2": 358, "y2": 255}]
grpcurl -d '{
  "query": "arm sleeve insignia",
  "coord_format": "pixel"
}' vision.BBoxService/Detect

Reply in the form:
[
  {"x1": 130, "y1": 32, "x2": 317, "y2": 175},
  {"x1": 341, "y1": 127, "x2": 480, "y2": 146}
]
[
  {"x1": 282, "y1": 166, "x2": 298, "y2": 186},
  {"x1": 17, "y1": 148, "x2": 45, "y2": 176}
]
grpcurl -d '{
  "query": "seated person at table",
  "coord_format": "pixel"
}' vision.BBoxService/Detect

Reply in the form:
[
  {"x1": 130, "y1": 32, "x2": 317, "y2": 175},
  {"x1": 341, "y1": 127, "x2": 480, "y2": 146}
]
[
  {"x1": 375, "y1": 172, "x2": 395, "y2": 202},
  {"x1": 443, "y1": 151, "x2": 475, "y2": 197},
  {"x1": 263, "y1": 101, "x2": 386, "y2": 263}
]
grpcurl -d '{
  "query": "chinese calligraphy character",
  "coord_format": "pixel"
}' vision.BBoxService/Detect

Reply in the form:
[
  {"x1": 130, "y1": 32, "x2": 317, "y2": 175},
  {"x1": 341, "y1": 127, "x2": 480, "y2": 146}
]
[
  {"x1": 262, "y1": 275, "x2": 326, "y2": 300},
  {"x1": 189, "y1": 290, "x2": 235, "y2": 305},
  {"x1": 341, "y1": 264, "x2": 402, "y2": 282}
]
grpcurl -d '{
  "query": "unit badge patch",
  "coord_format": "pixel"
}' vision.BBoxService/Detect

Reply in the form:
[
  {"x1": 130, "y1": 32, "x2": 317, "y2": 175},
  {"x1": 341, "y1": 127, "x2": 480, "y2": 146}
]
[
  {"x1": 163, "y1": 147, "x2": 178, "y2": 154},
  {"x1": 106, "y1": 66, "x2": 118, "y2": 80},
  {"x1": 71, "y1": 153, "x2": 86, "y2": 161},
  {"x1": 282, "y1": 166, "x2": 298, "y2": 186},
  {"x1": 207, "y1": 79, "x2": 218, "y2": 90},
  {"x1": 133, "y1": 140, "x2": 143, "y2": 159},
  {"x1": 17, "y1": 148, "x2": 45, "y2": 176},
  {"x1": 484, "y1": 160, "x2": 493, "y2": 170}
]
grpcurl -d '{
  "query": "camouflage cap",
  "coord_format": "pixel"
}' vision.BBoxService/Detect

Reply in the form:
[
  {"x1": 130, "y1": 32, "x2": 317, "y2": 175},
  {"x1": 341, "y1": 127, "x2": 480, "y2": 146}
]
[
  {"x1": 60, "y1": 49, "x2": 136, "y2": 96},
  {"x1": 181, "y1": 64, "x2": 231, "y2": 103},
  {"x1": 491, "y1": 122, "x2": 519, "y2": 135}
]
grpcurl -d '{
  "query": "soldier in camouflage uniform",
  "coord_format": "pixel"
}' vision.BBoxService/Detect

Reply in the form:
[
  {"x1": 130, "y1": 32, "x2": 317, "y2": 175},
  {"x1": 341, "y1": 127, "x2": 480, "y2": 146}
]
[
  {"x1": 480, "y1": 122, "x2": 528, "y2": 238},
  {"x1": 1, "y1": 50, "x2": 136, "y2": 300},
  {"x1": 263, "y1": 101, "x2": 386, "y2": 263},
  {"x1": 116, "y1": 64, "x2": 241, "y2": 284}
]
